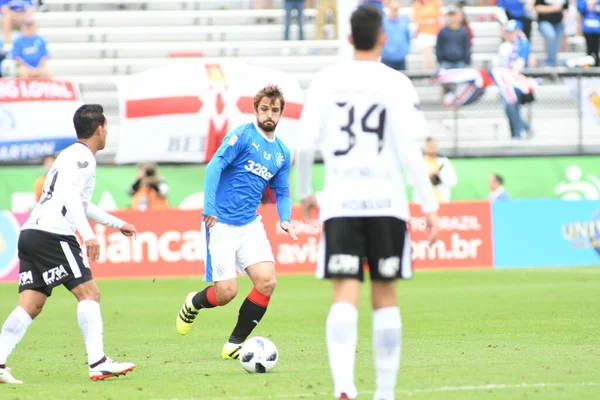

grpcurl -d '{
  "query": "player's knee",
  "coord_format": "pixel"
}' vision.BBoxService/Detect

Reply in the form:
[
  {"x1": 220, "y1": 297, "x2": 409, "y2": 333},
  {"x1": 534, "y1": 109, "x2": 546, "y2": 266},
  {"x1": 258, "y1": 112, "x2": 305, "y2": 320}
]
[
  {"x1": 73, "y1": 283, "x2": 101, "y2": 303},
  {"x1": 255, "y1": 276, "x2": 277, "y2": 296},
  {"x1": 216, "y1": 285, "x2": 237, "y2": 305}
]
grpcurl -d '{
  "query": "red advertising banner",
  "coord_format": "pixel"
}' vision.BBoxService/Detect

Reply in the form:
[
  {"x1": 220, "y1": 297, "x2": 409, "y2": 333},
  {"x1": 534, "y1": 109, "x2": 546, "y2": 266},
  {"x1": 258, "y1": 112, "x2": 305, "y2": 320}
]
[
  {"x1": 408, "y1": 202, "x2": 493, "y2": 269},
  {"x1": 0, "y1": 202, "x2": 493, "y2": 283}
]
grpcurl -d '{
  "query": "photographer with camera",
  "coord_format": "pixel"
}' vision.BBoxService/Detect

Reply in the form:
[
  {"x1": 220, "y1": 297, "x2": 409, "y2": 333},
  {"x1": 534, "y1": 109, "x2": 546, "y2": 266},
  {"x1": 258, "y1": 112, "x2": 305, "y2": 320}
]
[
  {"x1": 408, "y1": 137, "x2": 457, "y2": 204},
  {"x1": 128, "y1": 163, "x2": 169, "y2": 211}
]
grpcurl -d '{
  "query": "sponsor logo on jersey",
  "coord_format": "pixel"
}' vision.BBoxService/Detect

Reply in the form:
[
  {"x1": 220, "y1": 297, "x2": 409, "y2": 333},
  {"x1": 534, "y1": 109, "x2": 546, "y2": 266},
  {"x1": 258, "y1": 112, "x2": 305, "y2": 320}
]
[
  {"x1": 378, "y1": 256, "x2": 400, "y2": 278},
  {"x1": 227, "y1": 134, "x2": 239, "y2": 146},
  {"x1": 245, "y1": 160, "x2": 274, "y2": 180},
  {"x1": 42, "y1": 265, "x2": 69, "y2": 285},
  {"x1": 19, "y1": 271, "x2": 33, "y2": 286},
  {"x1": 263, "y1": 151, "x2": 271, "y2": 161},
  {"x1": 275, "y1": 153, "x2": 285, "y2": 169},
  {"x1": 327, "y1": 254, "x2": 360, "y2": 275},
  {"x1": 77, "y1": 161, "x2": 89, "y2": 169}
]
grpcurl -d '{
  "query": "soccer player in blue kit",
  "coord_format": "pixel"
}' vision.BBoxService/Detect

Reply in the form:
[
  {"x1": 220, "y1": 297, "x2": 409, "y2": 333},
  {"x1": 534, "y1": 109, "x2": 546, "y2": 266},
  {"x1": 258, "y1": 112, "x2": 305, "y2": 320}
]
[{"x1": 176, "y1": 84, "x2": 298, "y2": 359}]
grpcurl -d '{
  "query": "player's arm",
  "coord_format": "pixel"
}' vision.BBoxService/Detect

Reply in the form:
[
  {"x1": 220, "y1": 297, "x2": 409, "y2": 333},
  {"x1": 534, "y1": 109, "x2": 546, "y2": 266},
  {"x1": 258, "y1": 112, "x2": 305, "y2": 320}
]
[
  {"x1": 203, "y1": 131, "x2": 245, "y2": 223},
  {"x1": 295, "y1": 75, "x2": 323, "y2": 220},
  {"x1": 56, "y1": 167, "x2": 96, "y2": 243},
  {"x1": 269, "y1": 154, "x2": 296, "y2": 239},
  {"x1": 393, "y1": 81, "x2": 440, "y2": 244}
]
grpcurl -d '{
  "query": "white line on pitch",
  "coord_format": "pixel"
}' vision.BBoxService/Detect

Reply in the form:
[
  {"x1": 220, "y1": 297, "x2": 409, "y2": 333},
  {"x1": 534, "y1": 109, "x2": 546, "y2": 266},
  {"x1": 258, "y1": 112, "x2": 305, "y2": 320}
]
[{"x1": 155, "y1": 381, "x2": 600, "y2": 400}]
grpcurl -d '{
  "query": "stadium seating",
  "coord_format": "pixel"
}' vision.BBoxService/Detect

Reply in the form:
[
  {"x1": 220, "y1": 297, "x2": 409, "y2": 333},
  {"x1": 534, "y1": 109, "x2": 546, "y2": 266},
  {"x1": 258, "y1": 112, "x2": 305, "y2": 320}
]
[{"x1": 15, "y1": 1, "x2": 596, "y2": 159}]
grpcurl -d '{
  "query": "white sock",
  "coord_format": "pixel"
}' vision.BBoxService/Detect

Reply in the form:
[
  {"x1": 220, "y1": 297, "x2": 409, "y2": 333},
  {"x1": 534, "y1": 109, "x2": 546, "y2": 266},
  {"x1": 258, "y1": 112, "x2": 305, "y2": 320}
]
[
  {"x1": 326, "y1": 302, "x2": 359, "y2": 399},
  {"x1": 77, "y1": 300, "x2": 105, "y2": 366},
  {"x1": 372, "y1": 307, "x2": 402, "y2": 400},
  {"x1": 0, "y1": 306, "x2": 33, "y2": 366}
]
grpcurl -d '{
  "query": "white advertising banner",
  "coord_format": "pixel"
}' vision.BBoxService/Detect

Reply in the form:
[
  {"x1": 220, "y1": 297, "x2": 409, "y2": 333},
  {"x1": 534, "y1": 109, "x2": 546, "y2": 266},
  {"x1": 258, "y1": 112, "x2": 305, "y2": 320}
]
[
  {"x1": 115, "y1": 61, "x2": 305, "y2": 164},
  {"x1": 0, "y1": 79, "x2": 82, "y2": 163}
]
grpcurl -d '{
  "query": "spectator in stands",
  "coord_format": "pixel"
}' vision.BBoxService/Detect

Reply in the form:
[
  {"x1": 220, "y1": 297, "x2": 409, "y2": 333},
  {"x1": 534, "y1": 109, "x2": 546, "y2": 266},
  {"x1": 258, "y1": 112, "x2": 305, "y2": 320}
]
[
  {"x1": 255, "y1": 0, "x2": 275, "y2": 23},
  {"x1": 436, "y1": 6, "x2": 471, "y2": 69},
  {"x1": 535, "y1": 0, "x2": 569, "y2": 66},
  {"x1": 382, "y1": 0, "x2": 411, "y2": 71},
  {"x1": 496, "y1": 20, "x2": 534, "y2": 139},
  {"x1": 488, "y1": 174, "x2": 512, "y2": 200},
  {"x1": 284, "y1": 0, "x2": 304, "y2": 41},
  {"x1": 12, "y1": 18, "x2": 50, "y2": 78},
  {"x1": 412, "y1": 0, "x2": 443, "y2": 71},
  {"x1": 128, "y1": 163, "x2": 169, "y2": 211},
  {"x1": 360, "y1": 0, "x2": 385, "y2": 14},
  {"x1": 33, "y1": 154, "x2": 55, "y2": 203},
  {"x1": 1, "y1": 0, "x2": 36, "y2": 48},
  {"x1": 497, "y1": 0, "x2": 534, "y2": 39},
  {"x1": 497, "y1": 19, "x2": 534, "y2": 71},
  {"x1": 578, "y1": 0, "x2": 600, "y2": 66},
  {"x1": 410, "y1": 137, "x2": 458, "y2": 204},
  {"x1": 316, "y1": 0, "x2": 337, "y2": 40},
  {"x1": 457, "y1": 0, "x2": 474, "y2": 47}
]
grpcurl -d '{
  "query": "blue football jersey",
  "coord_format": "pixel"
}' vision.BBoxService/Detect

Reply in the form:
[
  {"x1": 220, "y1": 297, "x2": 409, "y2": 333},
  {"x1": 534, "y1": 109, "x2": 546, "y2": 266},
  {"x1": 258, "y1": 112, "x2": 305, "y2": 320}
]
[{"x1": 203, "y1": 123, "x2": 292, "y2": 226}]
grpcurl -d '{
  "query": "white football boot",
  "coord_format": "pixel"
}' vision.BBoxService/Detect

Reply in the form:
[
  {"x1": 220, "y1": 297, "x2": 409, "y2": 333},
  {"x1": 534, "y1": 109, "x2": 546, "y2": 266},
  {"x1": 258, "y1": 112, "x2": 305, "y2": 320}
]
[
  {"x1": 89, "y1": 357, "x2": 135, "y2": 381},
  {"x1": 0, "y1": 367, "x2": 23, "y2": 384}
]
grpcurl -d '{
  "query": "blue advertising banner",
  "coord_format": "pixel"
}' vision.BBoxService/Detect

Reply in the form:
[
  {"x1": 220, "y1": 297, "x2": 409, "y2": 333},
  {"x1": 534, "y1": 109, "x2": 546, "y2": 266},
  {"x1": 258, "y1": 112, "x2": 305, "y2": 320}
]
[{"x1": 493, "y1": 199, "x2": 600, "y2": 268}]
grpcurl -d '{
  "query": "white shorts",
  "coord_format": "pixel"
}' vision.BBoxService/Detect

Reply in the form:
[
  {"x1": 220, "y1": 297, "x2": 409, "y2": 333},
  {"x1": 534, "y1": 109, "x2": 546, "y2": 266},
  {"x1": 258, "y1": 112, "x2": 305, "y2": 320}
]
[
  {"x1": 415, "y1": 33, "x2": 437, "y2": 49},
  {"x1": 204, "y1": 216, "x2": 275, "y2": 282}
]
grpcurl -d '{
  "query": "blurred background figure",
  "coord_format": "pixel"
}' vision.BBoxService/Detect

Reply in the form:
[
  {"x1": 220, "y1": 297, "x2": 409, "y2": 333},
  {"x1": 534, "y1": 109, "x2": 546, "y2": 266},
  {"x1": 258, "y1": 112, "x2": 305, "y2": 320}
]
[
  {"x1": 436, "y1": 5, "x2": 471, "y2": 69},
  {"x1": 1, "y1": 0, "x2": 36, "y2": 48},
  {"x1": 423, "y1": 137, "x2": 457, "y2": 203},
  {"x1": 255, "y1": 0, "x2": 274, "y2": 23},
  {"x1": 382, "y1": 0, "x2": 412, "y2": 71},
  {"x1": 578, "y1": 0, "x2": 600, "y2": 67},
  {"x1": 33, "y1": 154, "x2": 55, "y2": 203},
  {"x1": 497, "y1": 20, "x2": 534, "y2": 139},
  {"x1": 410, "y1": 137, "x2": 458, "y2": 204},
  {"x1": 412, "y1": 0, "x2": 443, "y2": 71},
  {"x1": 12, "y1": 17, "x2": 50, "y2": 78},
  {"x1": 457, "y1": 0, "x2": 474, "y2": 46},
  {"x1": 488, "y1": 174, "x2": 512, "y2": 200},
  {"x1": 535, "y1": 0, "x2": 568, "y2": 67},
  {"x1": 316, "y1": 0, "x2": 337, "y2": 40},
  {"x1": 360, "y1": 0, "x2": 385, "y2": 14},
  {"x1": 284, "y1": 0, "x2": 305, "y2": 41},
  {"x1": 128, "y1": 163, "x2": 169, "y2": 211},
  {"x1": 496, "y1": 0, "x2": 534, "y2": 39}
]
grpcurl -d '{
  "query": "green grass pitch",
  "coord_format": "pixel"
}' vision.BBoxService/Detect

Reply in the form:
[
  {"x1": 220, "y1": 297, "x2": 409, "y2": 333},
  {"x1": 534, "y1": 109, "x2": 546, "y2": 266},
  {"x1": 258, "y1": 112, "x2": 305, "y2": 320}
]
[{"x1": 1, "y1": 268, "x2": 599, "y2": 400}]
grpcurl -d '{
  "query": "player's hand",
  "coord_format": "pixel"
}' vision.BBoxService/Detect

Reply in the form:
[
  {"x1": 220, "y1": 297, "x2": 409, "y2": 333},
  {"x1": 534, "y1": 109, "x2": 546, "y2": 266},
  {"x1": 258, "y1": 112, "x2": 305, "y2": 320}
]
[
  {"x1": 280, "y1": 221, "x2": 298, "y2": 241},
  {"x1": 301, "y1": 195, "x2": 318, "y2": 222},
  {"x1": 120, "y1": 223, "x2": 137, "y2": 238},
  {"x1": 85, "y1": 238, "x2": 100, "y2": 263},
  {"x1": 203, "y1": 215, "x2": 217, "y2": 227},
  {"x1": 426, "y1": 212, "x2": 440, "y2": 247}
]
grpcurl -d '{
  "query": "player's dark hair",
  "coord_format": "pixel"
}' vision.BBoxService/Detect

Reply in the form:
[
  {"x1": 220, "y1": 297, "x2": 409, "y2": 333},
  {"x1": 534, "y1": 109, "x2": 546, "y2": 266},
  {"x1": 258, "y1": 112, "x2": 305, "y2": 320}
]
[
  {"x1": 425, "y1": 137, "x2": 435, "y2": 143},
  {"x1": 350, "y1": 5, "x2": 383, "y2": 51},
  {"x1": 73, "y1": 104, "x2": 106, "y2": 139},
  {"x1": 254, "y1": 84, "x2": 286, "y2": 113},
  {"x1": 493, "y1": 174, "x2": 504, "y2": 185}
]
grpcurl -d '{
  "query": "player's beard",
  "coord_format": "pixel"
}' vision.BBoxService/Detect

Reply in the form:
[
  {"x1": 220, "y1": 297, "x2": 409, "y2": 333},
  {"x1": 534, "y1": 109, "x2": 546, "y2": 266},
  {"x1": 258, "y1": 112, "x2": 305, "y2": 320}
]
[{"x1": 258, "y1": 119, "x2": 277, "y2": 133}]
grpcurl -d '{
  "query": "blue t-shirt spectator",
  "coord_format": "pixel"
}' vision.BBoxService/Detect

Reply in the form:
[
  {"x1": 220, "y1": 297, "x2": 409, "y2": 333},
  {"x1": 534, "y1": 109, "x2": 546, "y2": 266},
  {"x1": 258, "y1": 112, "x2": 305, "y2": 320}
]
[
  {"x1": 497, "y1": 0, "x2": 528, "y2": 18},
  {"x1": 12, "y1": 33, "x2": 49, "y2": 67},
  {"x1": 578, "y1": 0, "x2": 600, "y2": 34},
  {"x1": 382, "y1": 15, "x2": 411, "y2": 63},
  {"x1": 1, "y1": 0, "x2": 34, "y2": 12},
  {"x1": 360, "y1": 0, "x2": 384, "y2": 14}
]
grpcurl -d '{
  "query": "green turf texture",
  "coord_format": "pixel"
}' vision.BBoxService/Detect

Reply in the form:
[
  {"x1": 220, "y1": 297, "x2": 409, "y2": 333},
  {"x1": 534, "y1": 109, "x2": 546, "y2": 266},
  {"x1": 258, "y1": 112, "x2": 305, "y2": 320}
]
[{"x1": 0, "y1": 268, "x2": 599, "y2": 400}]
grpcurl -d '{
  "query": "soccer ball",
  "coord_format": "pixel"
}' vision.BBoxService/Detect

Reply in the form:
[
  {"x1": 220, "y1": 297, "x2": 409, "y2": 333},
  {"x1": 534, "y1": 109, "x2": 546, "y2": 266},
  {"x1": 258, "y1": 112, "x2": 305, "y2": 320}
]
[{"x1": 239, "y1": 336, "x2": 278, "y2": 373}]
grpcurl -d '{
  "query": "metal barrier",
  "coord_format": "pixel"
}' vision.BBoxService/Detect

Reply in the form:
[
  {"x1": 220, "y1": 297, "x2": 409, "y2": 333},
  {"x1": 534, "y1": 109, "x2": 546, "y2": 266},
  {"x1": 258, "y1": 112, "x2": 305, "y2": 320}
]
[{"x1": 404, "y1": 68, "x2": 600, "y2": 157}]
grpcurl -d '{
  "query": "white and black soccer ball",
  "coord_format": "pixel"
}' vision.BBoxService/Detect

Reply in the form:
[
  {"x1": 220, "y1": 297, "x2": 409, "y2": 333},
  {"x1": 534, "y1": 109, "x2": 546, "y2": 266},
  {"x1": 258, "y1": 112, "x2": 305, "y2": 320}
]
[{"x1": 239, "y1": 336, "x2": 278, "y2": 373}]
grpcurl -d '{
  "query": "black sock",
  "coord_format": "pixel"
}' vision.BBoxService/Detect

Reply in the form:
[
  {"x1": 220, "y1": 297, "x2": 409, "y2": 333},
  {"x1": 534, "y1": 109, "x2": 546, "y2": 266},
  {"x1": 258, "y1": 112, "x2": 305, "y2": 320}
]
[
  {"x1": 191, "y1": 286, "x2": 218, "y2": 310},
  {"x1": 228, "y1": 298, "x2": 268, "y2": 344}
]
